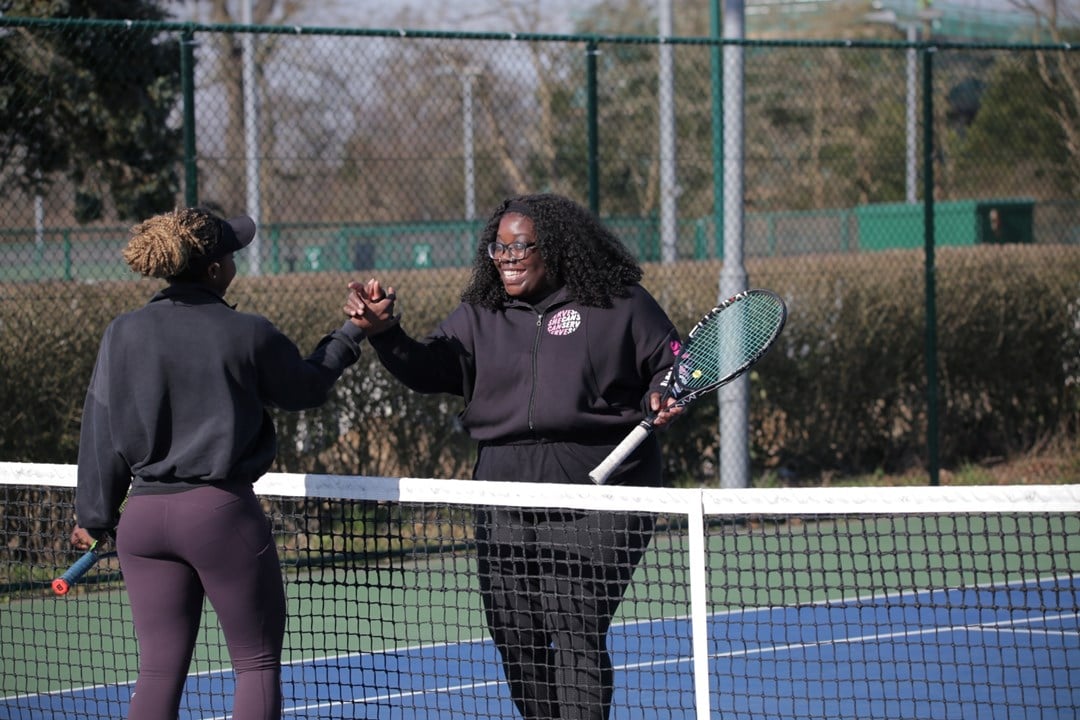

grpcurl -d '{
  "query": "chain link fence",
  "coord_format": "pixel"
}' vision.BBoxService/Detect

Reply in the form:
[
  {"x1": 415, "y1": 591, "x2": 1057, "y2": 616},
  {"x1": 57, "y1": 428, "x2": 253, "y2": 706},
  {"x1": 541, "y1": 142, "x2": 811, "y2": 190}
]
[{"x1": 2, "y1": 17, "x2": 1078, "y2": 483}]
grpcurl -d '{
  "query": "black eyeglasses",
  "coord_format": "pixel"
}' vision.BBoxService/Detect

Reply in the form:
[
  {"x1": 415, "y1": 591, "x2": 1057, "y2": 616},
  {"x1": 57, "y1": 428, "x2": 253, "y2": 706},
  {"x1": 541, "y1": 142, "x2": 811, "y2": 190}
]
[{"x1": 487, "y1": 241, "x2": 538, "y2": 261}]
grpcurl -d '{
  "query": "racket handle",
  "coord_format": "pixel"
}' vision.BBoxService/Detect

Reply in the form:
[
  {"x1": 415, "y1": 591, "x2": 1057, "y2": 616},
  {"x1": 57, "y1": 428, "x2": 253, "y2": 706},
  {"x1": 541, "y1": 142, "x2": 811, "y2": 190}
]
[
  {"x1": 52, "y1": 548, "x2": 101, "y2": 596},
  {"x1": 589, "y1": 423, "x2": 653, "y2": 485}
]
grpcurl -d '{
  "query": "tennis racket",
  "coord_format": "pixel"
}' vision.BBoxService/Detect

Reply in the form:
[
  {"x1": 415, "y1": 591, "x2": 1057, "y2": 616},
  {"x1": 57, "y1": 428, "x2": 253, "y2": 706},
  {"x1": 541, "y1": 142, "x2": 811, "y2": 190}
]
[
  {"x1": 589, "y1": 288, "x2": 788, "y2": 485},
  {"x1": 53, "y1": 488, "x2": 128, "y2": 596},
  {"x1": 52, "y1": 535, "x2": 117, "y2": 596}
]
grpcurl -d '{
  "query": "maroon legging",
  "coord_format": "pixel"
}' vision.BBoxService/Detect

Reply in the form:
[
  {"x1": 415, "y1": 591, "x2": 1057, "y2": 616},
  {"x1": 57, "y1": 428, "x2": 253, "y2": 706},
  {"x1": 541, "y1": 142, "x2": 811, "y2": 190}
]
[{"x1": 116, "y1": 483, "x2": 286, "y2": 720}]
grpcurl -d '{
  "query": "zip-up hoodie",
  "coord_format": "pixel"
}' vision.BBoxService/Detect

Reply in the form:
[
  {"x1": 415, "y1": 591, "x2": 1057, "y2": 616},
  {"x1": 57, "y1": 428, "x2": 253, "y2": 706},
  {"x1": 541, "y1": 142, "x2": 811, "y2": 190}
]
[
  {"x1": 367, "y1": 284, "x2": 678, "y2": 445},
  {"x1": 75, "y1": 284, "x2": 365, "y2": 534}
]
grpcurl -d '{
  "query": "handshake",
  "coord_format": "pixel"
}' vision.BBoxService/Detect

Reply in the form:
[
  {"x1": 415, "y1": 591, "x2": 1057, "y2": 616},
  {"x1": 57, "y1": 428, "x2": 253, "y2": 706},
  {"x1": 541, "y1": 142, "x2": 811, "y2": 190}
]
[{"x1": 344, "y1": 278, "x2": 399, "y2": 335}]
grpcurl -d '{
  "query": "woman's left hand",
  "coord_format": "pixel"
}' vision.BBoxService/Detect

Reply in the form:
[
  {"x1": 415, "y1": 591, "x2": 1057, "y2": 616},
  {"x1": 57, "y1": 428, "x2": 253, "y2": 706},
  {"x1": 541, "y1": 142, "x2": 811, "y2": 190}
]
[{"x1": 70, "y1": 525, "x2": 97, "y2": 551}]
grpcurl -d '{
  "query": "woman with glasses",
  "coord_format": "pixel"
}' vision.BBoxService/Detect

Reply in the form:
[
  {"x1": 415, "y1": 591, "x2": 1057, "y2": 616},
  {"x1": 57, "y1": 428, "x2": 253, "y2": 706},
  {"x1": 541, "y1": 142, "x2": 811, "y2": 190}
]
[{"x1": 345, "y1": 192, "x2": 682, "y2": 720}]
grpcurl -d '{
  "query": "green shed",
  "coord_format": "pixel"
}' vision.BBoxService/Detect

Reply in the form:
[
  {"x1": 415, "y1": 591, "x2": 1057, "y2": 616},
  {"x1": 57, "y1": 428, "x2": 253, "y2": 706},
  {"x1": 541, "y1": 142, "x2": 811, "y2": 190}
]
[{"x1": 856, "y1": 199, "x2": 1034, "y2": 251}]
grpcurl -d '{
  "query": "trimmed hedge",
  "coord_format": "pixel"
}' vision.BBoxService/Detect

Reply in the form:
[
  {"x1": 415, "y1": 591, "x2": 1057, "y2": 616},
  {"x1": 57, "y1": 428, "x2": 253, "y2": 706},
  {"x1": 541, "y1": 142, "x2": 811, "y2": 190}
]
[{"x1": 2, "y1": 245, "x2": 1077, "y2": 483}]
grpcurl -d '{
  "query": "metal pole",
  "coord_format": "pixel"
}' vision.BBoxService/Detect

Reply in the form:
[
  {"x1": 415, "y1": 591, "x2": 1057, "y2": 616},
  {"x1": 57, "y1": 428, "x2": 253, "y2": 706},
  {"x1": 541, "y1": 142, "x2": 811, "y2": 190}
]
[
  {"x1": 658, "y1": 0, "x2": 677, "y2": 263},
  {"x1": 34, "y1": 193, "x2": 44, "y2": 250},
  {"x1": 586, "y1": 40, "x2": 600, "y2": 214},
  {"x1": 181, "y1": 29, "x2": 198, "y2": 207},
  {"x1": 462, "y1": 67, "x2": 480, "y2": 222},
  {"x1": 687, "y1": 501, "x2": 711, "y2": 720},
  {"x1": 241, "y1": 2, "x2": 262, "y2": 275},
  {"x1": 710, "y1": 0, "x2": 723, "y2": 258},
  {"x1": 862, "y1": 9, "x2": 918, "y2": 205},
  {"x1": 905, "y1": 24, "x2": 917, "y2": 204},
  {"x1": 719, "y1": 0, "x2": 749, "y2": 489}
]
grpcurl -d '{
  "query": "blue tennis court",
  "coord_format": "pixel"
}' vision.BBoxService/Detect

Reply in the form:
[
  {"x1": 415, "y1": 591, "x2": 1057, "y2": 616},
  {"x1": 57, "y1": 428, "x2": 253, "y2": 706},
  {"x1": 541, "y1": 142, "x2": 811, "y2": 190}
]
[{"x1": 6, "y1": 577, "x2": 1078, "y2": 720}]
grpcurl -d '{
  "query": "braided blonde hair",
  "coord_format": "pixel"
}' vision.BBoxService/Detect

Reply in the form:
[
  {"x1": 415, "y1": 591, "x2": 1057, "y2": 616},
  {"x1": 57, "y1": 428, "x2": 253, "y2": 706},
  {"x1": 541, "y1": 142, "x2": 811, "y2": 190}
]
[{"x1": 122, "y1": 208, "x2": 219, "y2": 279}]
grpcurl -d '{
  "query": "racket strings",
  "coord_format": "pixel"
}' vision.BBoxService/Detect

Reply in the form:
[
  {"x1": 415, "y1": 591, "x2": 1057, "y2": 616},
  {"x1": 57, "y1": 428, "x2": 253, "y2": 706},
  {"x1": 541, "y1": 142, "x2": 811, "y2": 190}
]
[{"x1": 678, "y1": 295, "x2": 785, "y2": 389}]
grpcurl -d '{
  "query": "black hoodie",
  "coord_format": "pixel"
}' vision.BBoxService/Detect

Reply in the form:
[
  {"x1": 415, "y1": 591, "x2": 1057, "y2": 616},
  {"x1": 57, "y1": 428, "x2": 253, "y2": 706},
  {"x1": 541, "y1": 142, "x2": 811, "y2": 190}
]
[
  {"x1": 75, "y1": 283, "x2": 364, "y2": 534},
  {"x1": 367, "y1": 284, "x2": 678, "y2": 445}
]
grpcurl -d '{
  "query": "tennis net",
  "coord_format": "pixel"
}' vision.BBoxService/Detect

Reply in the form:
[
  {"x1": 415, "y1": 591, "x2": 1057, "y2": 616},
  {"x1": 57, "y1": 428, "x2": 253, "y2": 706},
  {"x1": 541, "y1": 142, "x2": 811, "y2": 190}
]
[{"x1": 1, "y1": 461, "x2": 1078, "y2": 719}]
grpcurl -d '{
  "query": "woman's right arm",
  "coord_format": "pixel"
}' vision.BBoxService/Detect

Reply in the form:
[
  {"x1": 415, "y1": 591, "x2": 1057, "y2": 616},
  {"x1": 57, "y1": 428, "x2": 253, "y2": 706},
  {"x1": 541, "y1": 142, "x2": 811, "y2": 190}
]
[
  {"x1": 366, "y1": 324, "x2": 468, "y2": 395},
  {"x1": 346, "y1": 279, "x2": 469, "y2": 396}
]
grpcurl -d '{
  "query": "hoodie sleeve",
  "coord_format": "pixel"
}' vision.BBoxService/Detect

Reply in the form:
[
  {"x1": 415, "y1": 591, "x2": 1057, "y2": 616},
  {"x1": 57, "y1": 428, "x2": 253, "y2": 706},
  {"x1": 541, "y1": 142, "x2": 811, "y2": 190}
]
[
  {"x1": 257, "y1": 320, "x2": 365, "y2": 411},
  {"x1": 75, "y1": 324, "x2": 132, "y2": 535},
  {"x1": 634, "y1": 287, "x2": 680, "y2": 397},
  {"x1": 366, "y1": 318, "x2": 471, "y2": 397}
]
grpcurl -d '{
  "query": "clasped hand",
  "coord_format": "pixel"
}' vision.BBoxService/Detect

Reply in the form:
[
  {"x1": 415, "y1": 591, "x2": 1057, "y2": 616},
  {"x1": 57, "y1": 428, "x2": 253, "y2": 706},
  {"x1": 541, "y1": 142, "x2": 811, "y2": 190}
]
[{"x1": 344, "y1": 278, "x2": 398, "y2": 334}]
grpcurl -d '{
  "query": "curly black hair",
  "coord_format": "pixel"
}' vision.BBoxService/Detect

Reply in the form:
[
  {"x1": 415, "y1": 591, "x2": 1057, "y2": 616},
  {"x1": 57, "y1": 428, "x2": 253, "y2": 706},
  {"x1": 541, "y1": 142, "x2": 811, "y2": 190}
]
[{"x1": 461, "y1": 193, "x2": 643, "y2": 310}]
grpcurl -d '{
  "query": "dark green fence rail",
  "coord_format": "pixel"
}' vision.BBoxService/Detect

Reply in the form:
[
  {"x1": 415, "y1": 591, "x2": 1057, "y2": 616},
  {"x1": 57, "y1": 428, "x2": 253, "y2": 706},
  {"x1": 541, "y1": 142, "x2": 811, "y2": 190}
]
[{"x1": 3, "y1": 197, "x2": 1073, "y2": 282}]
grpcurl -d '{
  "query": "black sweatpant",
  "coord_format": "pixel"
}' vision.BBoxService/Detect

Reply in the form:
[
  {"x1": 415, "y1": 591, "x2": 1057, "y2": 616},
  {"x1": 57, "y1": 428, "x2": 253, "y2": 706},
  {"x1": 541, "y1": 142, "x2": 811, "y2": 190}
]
[
  {"x1": 116, "y1": 483, "x2": 286, "y2": 720},
  {"x1": 475, "y1": 507, "x2": 654, "y2": 720}
]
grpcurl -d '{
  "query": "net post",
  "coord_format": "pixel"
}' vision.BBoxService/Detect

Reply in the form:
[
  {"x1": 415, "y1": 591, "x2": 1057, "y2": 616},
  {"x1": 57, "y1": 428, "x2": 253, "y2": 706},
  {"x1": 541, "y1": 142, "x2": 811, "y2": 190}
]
[{"x1": 686, "y1": 490, "x2": 712, "y2": 720}]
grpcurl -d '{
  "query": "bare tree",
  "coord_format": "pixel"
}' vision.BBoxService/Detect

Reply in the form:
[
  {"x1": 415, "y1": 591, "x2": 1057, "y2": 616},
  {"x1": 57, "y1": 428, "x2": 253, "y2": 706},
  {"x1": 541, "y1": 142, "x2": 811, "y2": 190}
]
[
  {"x1": 191, "y1": 0, "x2": 304, "y2": 213},
  {"x1": 1012, "y1": 0, "x2": 1080, "y2": 194}
]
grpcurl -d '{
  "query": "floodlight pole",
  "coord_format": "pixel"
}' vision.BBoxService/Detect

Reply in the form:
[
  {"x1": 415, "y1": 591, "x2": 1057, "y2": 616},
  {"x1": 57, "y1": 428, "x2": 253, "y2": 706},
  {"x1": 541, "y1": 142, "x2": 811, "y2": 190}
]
[
  {"x1": 242, "y1": 0, "x2": 262, "y2": 275},
  {"x1": 904, "y1": 24, "x2": 917, "y2": 204},
  {"x1": 659, "y1": 0, "x2": 677, "y2": 263},
  {"x1": 718, "y1": 0, "x2": 750, "y2": 490},
  {"x1": 462, "y1": 66, "x2": 481, "y2": 222},
  {"x1": 865, "y1": 9, "x2": 920, "y2": 205}
]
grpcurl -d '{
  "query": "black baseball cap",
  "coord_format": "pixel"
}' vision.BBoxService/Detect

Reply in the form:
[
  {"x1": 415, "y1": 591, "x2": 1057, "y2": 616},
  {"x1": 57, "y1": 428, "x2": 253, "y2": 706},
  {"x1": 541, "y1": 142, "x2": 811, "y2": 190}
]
[{"x1": 206, "y1": 215, "x2": 256, "y2": 261}]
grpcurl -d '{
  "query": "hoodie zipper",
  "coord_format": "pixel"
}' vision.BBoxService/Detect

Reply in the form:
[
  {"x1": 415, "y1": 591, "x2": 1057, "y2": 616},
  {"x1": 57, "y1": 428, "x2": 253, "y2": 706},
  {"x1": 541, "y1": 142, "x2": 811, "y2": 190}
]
[{"x1": 527, "y1": 311, "x2": 544, "y2": 432}]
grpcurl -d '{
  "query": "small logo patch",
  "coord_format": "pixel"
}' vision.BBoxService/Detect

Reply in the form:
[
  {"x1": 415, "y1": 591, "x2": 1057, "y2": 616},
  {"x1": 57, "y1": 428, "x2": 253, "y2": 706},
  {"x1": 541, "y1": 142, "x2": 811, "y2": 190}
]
[{"x1": 547, "y1": 308, "x2": 582, "y2": 336}]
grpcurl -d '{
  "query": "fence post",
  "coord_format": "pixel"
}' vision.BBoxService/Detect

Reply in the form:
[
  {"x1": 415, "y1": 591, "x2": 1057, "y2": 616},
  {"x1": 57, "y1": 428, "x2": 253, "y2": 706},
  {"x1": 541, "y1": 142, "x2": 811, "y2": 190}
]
[
  {"x1": 922, "y1": 46, "x2": 940, "y2": 486},
  {"x1": 181, "y1": 27, "x2": 198, "y2": 207},
  {"x1": 586, "y1": 39, "x2": 599, "y2": 214}
]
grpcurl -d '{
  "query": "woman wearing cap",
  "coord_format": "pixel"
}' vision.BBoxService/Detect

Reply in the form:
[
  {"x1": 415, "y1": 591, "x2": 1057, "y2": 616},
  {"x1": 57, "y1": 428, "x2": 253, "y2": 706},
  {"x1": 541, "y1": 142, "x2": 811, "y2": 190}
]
[
  {"x1": 69, "y1": 207, "x2": 367, "y2": 720},
  {"x1": 345, "y1": 193, "x2": 683, "y2": 720}
]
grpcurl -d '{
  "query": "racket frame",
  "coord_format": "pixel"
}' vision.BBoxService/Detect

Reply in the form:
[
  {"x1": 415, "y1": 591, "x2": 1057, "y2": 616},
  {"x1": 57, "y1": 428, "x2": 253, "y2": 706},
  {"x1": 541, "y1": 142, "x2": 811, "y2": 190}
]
[
  {"x1": 663, "y1": 288, "x2": 788, "y2": 409},
  {"x1": 589, "y1": 289, "x2": 787, "y2": 484}
]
